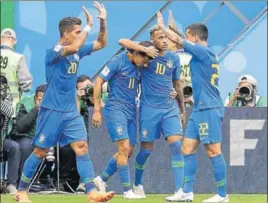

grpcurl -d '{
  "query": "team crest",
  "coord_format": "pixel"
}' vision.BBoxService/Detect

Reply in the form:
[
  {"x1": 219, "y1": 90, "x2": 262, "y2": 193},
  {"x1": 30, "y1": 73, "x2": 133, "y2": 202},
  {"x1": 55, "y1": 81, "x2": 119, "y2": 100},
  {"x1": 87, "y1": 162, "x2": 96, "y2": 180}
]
[
  {"x1": 142, "y1": 129, "x2": 148, "y2": 138},
  {"x1": 74, "y1": 54, "x2": 80, "y2": 61},
  {"x1": 39, "y1": 134, "x2": 45, "y2": 143},
  {"x1": 117, "y1": 127, "x2": 123, "y2": 136},
  {"x1": 167, "y1": 61, "x2": 173, "y2": 68}
]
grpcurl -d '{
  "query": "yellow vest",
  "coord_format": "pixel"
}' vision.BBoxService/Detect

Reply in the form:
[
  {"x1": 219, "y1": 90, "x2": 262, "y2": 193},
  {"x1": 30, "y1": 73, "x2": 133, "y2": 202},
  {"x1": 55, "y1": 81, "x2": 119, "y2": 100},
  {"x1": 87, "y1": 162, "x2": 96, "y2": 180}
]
[{"x1": 0, "y1": 48, "x2": 24, "y2": 115}]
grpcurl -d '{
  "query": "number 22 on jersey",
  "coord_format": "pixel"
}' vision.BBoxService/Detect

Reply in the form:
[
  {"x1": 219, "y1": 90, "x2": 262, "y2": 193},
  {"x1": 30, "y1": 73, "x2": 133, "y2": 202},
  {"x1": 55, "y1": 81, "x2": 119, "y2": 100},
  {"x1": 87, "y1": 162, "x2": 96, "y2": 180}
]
[{"x1": 67, "y1": 62, "x2": 77, "y2": 74}]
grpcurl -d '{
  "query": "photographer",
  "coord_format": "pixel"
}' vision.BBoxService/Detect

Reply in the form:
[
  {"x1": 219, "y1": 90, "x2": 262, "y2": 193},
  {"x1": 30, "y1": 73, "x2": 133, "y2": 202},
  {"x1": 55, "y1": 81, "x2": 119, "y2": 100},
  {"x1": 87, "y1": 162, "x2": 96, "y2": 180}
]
[
  {"x1": 225, "y1": 74, "x2": 267, "y2": 107},
  {"x1": 0, "y1": 75, "x2": 21, "y2": 194},
  {"x1": 1, "y1": 28, "x2": 32, "y2": 115}
]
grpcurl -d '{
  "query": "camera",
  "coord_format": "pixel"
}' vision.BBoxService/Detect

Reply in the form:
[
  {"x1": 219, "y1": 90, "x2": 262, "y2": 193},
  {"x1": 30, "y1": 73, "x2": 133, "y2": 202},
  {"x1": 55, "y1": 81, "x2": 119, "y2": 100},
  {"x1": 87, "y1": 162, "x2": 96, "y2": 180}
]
[
  {"x1": 81, "y1": 82, "x2": 109, "y2": 106},
  {"x1": 0, "y1": 75, "x2": 9, "y2": 129},
  {"x1": 183, "y1": 86, "x2": 193, "y2": 98},
  {"x1": 238, "y1": 85, "x2": 253, "y2": 101}
]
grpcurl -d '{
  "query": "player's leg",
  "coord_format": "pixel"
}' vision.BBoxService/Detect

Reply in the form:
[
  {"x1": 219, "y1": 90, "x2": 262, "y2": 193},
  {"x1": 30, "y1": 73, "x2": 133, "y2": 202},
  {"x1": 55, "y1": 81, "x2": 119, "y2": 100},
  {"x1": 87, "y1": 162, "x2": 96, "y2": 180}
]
[
  {"x1": 200, "y1": 108, "x2": 228, "y2": 203},
  {"x1": 95, "y1": 118, "x2": 137, "y2": 192},
  {"x1": 133, "y1": 141, "x2": 154, "y2": 198},
  {"x1": 95, "y1": 154, "x2": 117, "y2": 192},
  {"x1": 61, "y1": 114, "x2": 114, "y2": 202},
  {"x1": 179, "y1": 115, "x2": 201, "y2": 202},
  {"x1": 165, "y1": 113, "x2": 200, "y2": 202},
  {"x1": 181, "y1": 137, "x2": 200, "y2": 201},
  {"x1": 162, "y1": 112, "x2": 184, "y2": 193},
  {"x1": 15, "y1": 108, "x2": 63, "y2": 203},
  {"x1": 133, "y1": 105, "x2": 159, "y2": 197},
  {"x1": 161, "y1": 109, "x2": 185, "y2": 202}
]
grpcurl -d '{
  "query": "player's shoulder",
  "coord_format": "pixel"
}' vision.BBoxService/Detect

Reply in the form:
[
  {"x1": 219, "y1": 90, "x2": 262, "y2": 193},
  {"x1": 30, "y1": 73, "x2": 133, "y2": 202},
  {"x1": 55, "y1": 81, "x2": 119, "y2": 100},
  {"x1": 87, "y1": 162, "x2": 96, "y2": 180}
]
[
  {"x1": 46, "y1": 44, "x2": 63, "y2": 53},
  {"x1": 110, "y1": 51, "x2": 126, "y2": 64},
  {"x1": 165, "y1": 51, "x2": 180, "y2": 61},
  {"x1": 207, "y1": 46, "x2": 219, "y2": 62}
]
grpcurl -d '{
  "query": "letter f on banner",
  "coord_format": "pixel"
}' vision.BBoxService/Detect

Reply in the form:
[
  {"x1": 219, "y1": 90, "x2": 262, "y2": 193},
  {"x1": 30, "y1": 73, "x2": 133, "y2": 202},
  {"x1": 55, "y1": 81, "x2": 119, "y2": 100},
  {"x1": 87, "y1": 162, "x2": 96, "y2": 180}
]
[{"x1": 230, "y1": 119, "x2": 265, "y2": 166}]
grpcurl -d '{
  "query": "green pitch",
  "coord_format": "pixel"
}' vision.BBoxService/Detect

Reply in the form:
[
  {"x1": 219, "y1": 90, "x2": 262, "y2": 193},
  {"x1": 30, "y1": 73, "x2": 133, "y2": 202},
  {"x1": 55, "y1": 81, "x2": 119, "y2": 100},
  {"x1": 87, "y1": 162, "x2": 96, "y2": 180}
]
[{"x1": 2, "y1": 194, "x2": 267, "y2": 203}]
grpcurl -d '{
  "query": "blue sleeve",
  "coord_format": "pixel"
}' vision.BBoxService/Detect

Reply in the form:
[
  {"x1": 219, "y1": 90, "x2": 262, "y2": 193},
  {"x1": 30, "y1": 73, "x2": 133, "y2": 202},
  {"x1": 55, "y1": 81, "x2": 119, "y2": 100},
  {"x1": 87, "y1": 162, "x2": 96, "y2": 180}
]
[
  {"x1": 183, "y1": 40, "x2": 207, "y2": 60},
  {"x1": 78, "y1": 43, "x2": 94, "y2": 59},
  {"x1": 99, "y1": 58, "x2": 119, "y2": 81},
  {"x1": 45, "y1": 45, "x2": 64, "y2": 65},
  {"x1": 172, "y1": 57, "x2": 181, "y2": 80}
]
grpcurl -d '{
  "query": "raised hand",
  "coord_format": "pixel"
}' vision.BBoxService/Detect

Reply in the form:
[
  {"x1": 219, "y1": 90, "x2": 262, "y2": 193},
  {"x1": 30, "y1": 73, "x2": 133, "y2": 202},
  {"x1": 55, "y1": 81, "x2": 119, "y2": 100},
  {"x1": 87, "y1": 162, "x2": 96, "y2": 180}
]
[
  {"x1": 168, "y1": 10, "x2": 175, "y2": 29},
  {"x1": 94, "y1": 1, "x2": 107, "y2": 20},
  {"x1": 82, "y1": 6, "x2": 93, "y2": 26},
  {"x1": 156, "y1": 11, "x2": 165, "y2": 28}
]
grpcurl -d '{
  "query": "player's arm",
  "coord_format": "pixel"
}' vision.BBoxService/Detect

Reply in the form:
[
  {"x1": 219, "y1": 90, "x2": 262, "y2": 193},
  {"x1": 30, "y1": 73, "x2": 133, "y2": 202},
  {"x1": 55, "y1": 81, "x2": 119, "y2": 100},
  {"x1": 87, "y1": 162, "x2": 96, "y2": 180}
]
[
  {"x1": 118, "y1": 39, "x2": 158, "y2": 58},
  {"x1": 168, "y1": 10, "x2": 186, "y2": 39},
  {"x1": 157, "y1": 11, "x2": 184, "y2": 47},
  {"x1": 61, "y1": 6, "x2": 93, "y2": 56},
  {"x1": 92, "y1": 58, "x2": 119, "y2": 127},
  {"x1": 93, "y1": 76, "x2": 105, "y2": 116},
  {"x1": 92, "y1": 2, "x2": 107, "y2": 52},
  {"x1": 172, "y1": 57, "x2": 186, "y2": 127},
  {"x1": 157, "y1": 11, "x2": 206, "y2": 60}
]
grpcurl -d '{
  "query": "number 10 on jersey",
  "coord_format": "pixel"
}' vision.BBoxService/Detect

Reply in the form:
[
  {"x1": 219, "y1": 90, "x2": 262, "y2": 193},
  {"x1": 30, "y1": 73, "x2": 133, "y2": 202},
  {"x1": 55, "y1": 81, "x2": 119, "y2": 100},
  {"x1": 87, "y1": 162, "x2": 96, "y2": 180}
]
[{"x1": 156, "y1": 63, "x2": 166, "y2": 75}]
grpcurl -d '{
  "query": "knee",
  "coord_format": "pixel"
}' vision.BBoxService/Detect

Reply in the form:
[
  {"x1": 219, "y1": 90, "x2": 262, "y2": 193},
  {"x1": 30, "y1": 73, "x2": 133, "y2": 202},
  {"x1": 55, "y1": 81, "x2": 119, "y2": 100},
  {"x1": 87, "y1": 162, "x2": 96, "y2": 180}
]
[
  {"x1": 72, "y1": 141, "x2": 88, "y2": 155},
  {"x1": 33, "y1": 148, "x2": 49, "y2": 158},
  {"x1": 206, "y1": 149, "x2": 221, "y2": 158},
  {"x1": 205, "y1": 144, "x2": 222, "y2": 158},
  {"x1": 182, "y1": 145, "x2": 195, "y2": 156},
  {"x1": 118, "y1": 145, "x2": 131, "y2": 157}
]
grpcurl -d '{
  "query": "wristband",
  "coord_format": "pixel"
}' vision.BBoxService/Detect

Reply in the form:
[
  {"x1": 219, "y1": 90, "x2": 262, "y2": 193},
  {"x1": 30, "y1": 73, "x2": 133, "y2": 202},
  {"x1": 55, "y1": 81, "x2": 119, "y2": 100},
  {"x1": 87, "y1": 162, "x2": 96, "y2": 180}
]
[{"x1": 84, "y1": 25, "x2": 92, "y2": 32}]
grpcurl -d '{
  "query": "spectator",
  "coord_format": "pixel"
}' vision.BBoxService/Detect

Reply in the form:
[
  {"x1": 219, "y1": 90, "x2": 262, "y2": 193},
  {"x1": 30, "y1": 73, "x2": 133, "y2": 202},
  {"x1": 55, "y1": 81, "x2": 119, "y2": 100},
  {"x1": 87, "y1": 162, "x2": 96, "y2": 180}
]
[
  {"x1": 0, "y1": 28, "x2": 32, "y2": 115},
  {"x1": 14, "y1": 85, "x2": 46, "y2": 176},
  {"x1": 0, "y1": 75, "x2": 20, "y2": 194},
  {"x1": 225, "y1": 74, "x2": 267, "y2": 107}
]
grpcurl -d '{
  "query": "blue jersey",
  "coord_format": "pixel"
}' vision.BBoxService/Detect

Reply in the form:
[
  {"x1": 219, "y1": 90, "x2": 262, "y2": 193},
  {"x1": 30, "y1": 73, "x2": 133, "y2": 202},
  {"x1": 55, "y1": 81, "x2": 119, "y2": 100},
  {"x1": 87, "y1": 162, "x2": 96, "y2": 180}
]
[
  {"x1": 183, "y1": 40, "x2": 223, "y2": 111},
  {"x1": 99, "y1": 52, "x2": 140, "y2": 117},
  {"x1": 41, "y1": 43, "x2": 94, "y2": 111},
  {"x1": 140, "y1": 51, "x2": 180, "y2": 109}
]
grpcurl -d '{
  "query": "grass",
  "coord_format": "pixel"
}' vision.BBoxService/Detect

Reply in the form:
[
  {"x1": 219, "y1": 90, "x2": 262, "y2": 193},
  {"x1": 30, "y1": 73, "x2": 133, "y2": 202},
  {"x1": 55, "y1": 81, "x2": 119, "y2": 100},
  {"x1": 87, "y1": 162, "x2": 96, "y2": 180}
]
[{"x1": 2, "y1": 194, "x2": 267, "y2": 203}]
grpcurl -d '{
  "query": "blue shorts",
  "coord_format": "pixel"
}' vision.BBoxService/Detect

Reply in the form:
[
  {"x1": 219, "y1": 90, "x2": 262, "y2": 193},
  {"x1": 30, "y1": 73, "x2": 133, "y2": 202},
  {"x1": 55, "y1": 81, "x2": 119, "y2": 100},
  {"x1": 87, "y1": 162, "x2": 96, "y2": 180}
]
[
  {"x1": 185, "y1": 108, "x2": 224, "y2": 144},
  {"x1": 139, "y1": 105, "x2": 182, "y2": 142},
  {"x1": 32, "y1": 107, "x2": 87, "y2": 149},
  {"x1": 105, "y1": 112, "x2": 137, "y2": 146}
]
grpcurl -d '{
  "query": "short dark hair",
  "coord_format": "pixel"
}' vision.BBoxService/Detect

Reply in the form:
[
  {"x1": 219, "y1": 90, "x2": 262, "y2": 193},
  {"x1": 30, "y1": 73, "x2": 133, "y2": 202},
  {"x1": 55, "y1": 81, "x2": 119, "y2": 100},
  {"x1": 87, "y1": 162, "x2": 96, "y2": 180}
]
[
  {"x1": 137, "y1": 41, "x2": 154, "y2": 59},
  {"x1": 59, "y1": 17, "x2": 82, "y2": 37},
  {"x1": 35, "y1": 84, "x2": 46, "y2": 95},
  {"x1": 77, "y1": 75, "x2": 91, "y2": 84},
  {"x1": 186, "y1": 23, "x2": 208, "y2": 41}
]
